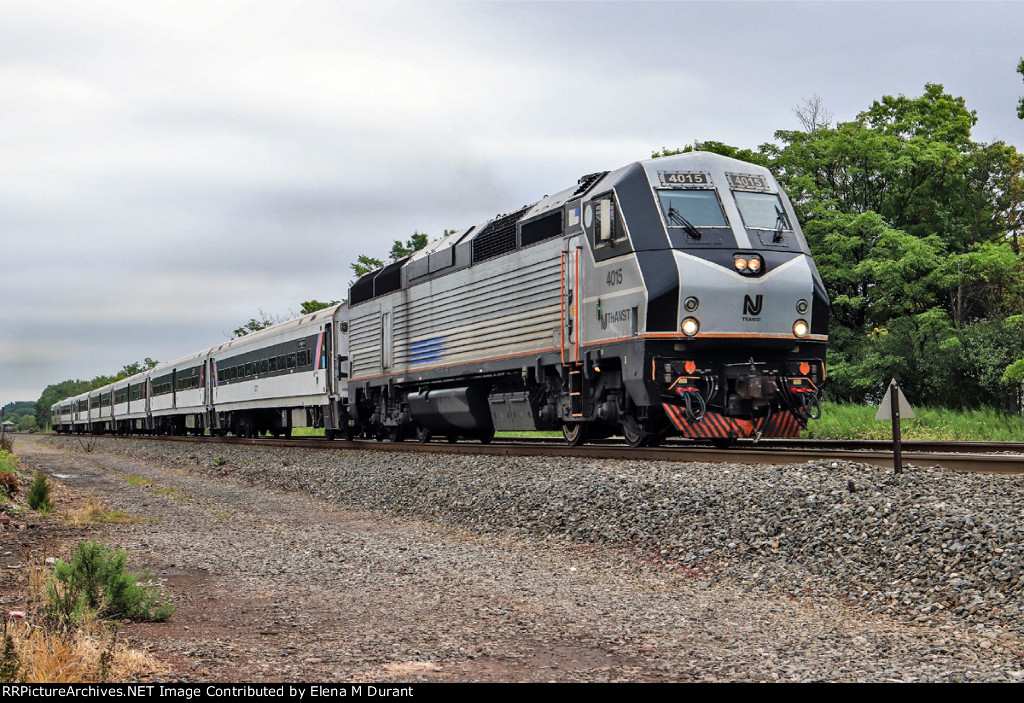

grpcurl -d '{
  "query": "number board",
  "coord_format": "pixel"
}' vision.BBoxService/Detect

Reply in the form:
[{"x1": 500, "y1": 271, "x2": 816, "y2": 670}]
[
  {"x1": 658, "y1": 171, "x2": 712, "y2": 188},
  {"x1": 726, "y1": 173, "x2": 770, "y2": 192}
]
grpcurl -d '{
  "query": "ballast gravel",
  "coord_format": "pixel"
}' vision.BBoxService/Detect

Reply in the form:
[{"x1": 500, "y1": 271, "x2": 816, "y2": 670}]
[{"x1": 14, "y1": 434, "x2": 1024, "y2": 682}]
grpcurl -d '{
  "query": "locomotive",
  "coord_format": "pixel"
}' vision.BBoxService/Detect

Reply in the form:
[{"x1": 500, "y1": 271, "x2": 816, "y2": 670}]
[
  {"x1": 347, "y1": 150, "x2": 827, "y2": 446},
  {"x1": 53, "y1": 152, "x2": 828, "y2": 446}
]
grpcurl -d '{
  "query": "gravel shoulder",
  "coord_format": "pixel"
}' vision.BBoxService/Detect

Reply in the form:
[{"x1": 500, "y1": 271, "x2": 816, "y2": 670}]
[{"x1": 6, "y1": 434, "x2": 1024, "y2": 682}]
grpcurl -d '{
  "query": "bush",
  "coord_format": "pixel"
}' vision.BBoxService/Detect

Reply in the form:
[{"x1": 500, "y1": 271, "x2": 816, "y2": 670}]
[
  {"x1": 0, "y1": 471, "x2": 16, "y2": 499},
  {"x1": 47, "y1": 541, "x2": 175, "y2": 626},
  {"x1": 27, "y1": 474, "x2": 52, "y2": 514}
]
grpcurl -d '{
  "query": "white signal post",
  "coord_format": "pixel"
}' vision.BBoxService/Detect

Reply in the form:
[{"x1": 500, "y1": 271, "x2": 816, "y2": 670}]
[{"x1": 875, "y1": 379, "x2": 916, "y2": 474}]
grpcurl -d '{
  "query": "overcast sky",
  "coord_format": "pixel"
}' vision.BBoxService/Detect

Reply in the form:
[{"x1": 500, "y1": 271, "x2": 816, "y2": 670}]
[{"x1": 2, "y1": 0, "x2": 1022, "y2": 406}]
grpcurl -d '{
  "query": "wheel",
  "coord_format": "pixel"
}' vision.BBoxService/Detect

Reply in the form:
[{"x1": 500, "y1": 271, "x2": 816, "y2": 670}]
[
  {"x1": 711, "y1": 438, "x2": 736, "y2": 449},
  {"x1": 446, "y1": 434, "x2": 459, "y2": 444},
  {"x1": 417, "y1": 427, "x2": 432, "y2": 443},
  {"x1": 621, "y1": 415, "x2": 667, "y2": 448},
  {"x1": 621, "y1": 418, "x2": 647, "y2": 448},
  {"x1": 479, "y1": 429, "x2": 494, "y2": 444},
  {"x1": 385, "y1": 426, "x2": 405, "y2": 442},
  {"x1": 562, "y1": 422, "x2": 588, "y2": 447}
]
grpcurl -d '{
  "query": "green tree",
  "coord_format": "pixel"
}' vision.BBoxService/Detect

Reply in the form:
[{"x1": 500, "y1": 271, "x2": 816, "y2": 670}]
[
  {"x1": 350, "y1": 254, "x2": 385, "y2": 279},
  {"x1": 299, "y1": 300, "x2": 340, "y2": 315},
  {"x1": 350, "y1": 232, "x2": 433, "y2": 282},
  {"x1": 1018, "y1": 57, "x2": 1024, "y2": 119},
  {"x1": 35, "y1": 379, "x2": 93, "y2": 427},
  {"x1": 763, "y1": 84, "x2": 1024, "y2": 410},
  {"x1": 389, "y1": 231, "x2": 429, "y2": 261},
  {"x1": 653, "y1": 140, "x2": 768, "y2": 167},
  {"x1": 117, "y1": 358, "x2": 158, "y2": 379},
  {"x1": 231, "y1": 308, "x2": 288, "y2": 338}
]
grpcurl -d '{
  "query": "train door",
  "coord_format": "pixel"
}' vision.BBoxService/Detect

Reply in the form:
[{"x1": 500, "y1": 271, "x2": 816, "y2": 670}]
[
  {"x1": 322, "y1": 324, "x2": 333, "y2": 395},
  {"x1": 561, "y1": 235, "x2": 583, "y2": 364}
]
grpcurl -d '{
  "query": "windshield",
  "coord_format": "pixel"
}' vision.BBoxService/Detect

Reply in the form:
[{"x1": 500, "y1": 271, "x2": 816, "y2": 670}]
[
  {"x1": 734, "y1": 191, "x2": 791, "y2": 230},
  {"x1": 656, "y1": 190, "x2": 728, "y2": 228}
]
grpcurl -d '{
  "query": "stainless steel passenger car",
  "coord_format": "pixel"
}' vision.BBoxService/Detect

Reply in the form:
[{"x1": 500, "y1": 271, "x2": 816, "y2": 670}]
[
  {"x1": 207, "y1": 303, "x2": 348, "y2": 437},
  {"x1": 53, "y1": 304, "x2": 351, "y2": 438}
]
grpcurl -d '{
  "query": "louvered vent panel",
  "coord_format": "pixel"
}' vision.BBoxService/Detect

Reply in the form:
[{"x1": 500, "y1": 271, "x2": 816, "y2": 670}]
[{"x1": 472, "y1": 206, "x2": 530, "y2": 264}]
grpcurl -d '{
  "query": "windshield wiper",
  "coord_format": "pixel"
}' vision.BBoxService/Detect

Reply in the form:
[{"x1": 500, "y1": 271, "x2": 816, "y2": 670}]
[
  {"x1": 773, "y1": 205, "x2": 789, "y2": 243},
  {"x1": 667, "y1": 206, "x2": 702, "y2": 240}
]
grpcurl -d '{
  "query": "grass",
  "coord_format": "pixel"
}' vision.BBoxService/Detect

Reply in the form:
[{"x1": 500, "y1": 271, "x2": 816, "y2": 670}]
[
  {"x1": 806, "y1": 402, "x2": 1024, "y2": 441},
  {"x1": 2, "y1": 617, "x2": 164, "y2": 683},
  {"x1": 64, "y1": 499, "x2": 140, "y2": 526},
  {"x1": 125, "y1": 475, "x2": 152, "y2": 487},
  {"x1": 290, "y1": 427, "x2": 325, "y2": 437},
  {"x1": 490, "y1": 406, "x2": 1024, "y2": 442},
  {"x1": 152, "y1": 486, "x2": 189, "y2": 502},
  {"x1": 0, "y1": 448, "x2": 17, "y2": 474}
]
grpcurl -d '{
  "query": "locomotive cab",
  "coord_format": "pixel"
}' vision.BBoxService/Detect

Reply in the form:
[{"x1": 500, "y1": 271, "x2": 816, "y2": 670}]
[{"x1": 571, "y1": 153, "x2": 829, "y2": 442}]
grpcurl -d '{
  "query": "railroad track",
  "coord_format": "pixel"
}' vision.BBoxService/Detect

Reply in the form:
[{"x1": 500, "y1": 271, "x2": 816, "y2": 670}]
[{"x1": 61, "y1": 433, "x2": 1024, "y2": 474}]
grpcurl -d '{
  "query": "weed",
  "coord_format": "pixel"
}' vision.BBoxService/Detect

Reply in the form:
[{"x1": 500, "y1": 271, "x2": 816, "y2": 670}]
[
  {"x1": 153, "y1": 486, "x2": 188, "y2": 502},
  {"x1": 76, "y1": 437, "x2": 97, "y2": 453},
  {"x1": 97, "y1": 628, "x2": 116, "y2": 683},
  {"x1": 0, "y1": 449, "x2": 17, "y2": 474},
  {"x1": 125, "y1": 475, "x2": 152, "y2": 487},
  {"x1": 46, "y1": 540, "x2": 175, "y2": 627},
  {"x1": 1, "y1": 618, "x2": 162, "y2": 683},
  {"x1": 1, "y1": 624, "x2": 22, "y2": 683},
  {"x1": 65, "y1": 500, "x2": 138, "y2": 526},
  {"x1": 213, "y1": 456, "x2": 228, "y2": 467},
  {"x1": 0, "y1": 471, "x2": 17, "y2": 499},
  {"x1": 27, "y1": 474, "x2": 53, "y2": 515}
]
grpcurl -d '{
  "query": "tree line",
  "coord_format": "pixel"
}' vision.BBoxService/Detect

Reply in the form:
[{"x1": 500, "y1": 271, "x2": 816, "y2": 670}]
[{"x1": 658, "y1": 80, "x2": 1024, "y2": 411}]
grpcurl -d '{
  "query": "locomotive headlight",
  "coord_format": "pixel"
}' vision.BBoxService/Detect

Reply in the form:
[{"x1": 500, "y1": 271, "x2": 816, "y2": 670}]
[
  {"x1": 793, "y1": 319, "x2": 809, "y2": 338},
  {"x1": 681, "y1": 317, "x2": 700, "y2": 337},
  {"x1": 733, "y1": 254, "x2": 763, "y2": 275}
]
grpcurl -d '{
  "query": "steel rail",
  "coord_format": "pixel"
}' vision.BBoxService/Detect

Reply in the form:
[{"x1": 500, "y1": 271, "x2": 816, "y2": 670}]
[{"x1": 66, "y1": 433, "x2": 1024, "y2": 474}]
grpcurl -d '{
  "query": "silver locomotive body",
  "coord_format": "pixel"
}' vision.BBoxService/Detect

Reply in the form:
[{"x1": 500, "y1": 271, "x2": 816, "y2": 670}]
[{"x1": 347, "y1": 151, "x2": 828, "y2": 445}]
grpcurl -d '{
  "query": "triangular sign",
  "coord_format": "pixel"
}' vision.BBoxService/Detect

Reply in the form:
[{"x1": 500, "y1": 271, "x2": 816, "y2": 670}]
[{"x1": 875, "y1": 379, "x2": 916, "y2": 420}]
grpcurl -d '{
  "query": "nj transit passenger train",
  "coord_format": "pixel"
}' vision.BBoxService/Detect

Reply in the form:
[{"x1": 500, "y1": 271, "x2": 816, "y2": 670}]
[{"x1": 53, "y1": 152, "x2": 828, "y2": 447}]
